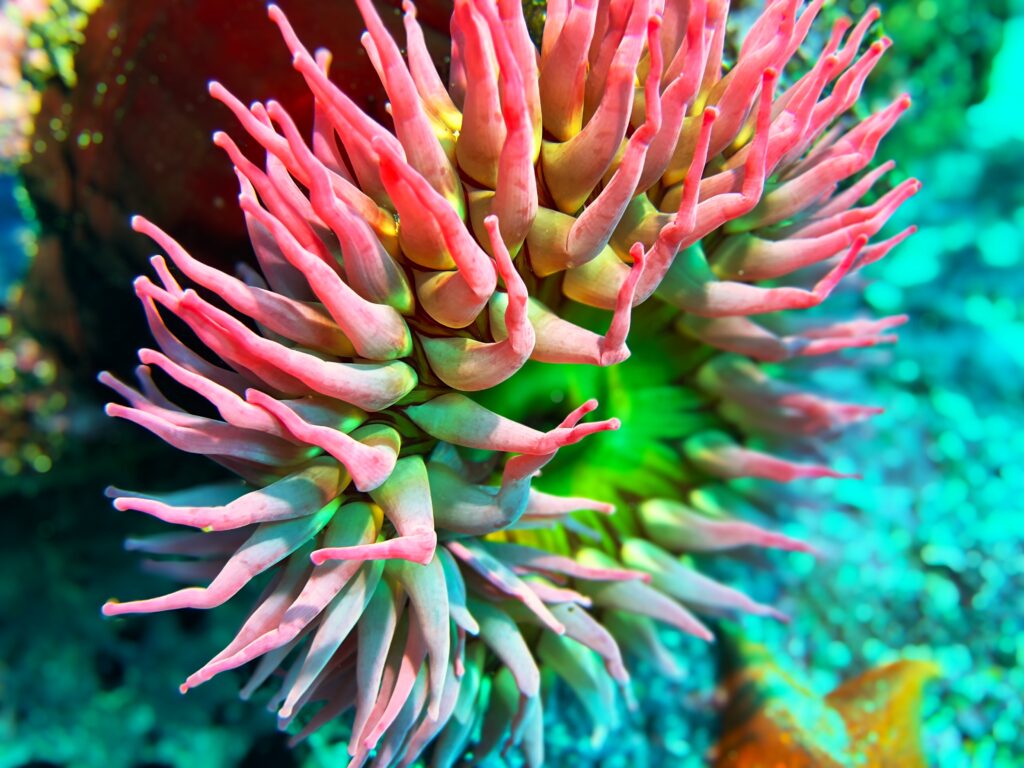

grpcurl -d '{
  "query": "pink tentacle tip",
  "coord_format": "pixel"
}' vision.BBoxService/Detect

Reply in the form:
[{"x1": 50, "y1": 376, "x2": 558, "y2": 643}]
[
  {"x1": 560, "y1": 398, "x2": 599, "y2": 427},
  {"x1": 111, "y1": 497, "x2": 133, "y2": 512},
  {"x1": 572, "y1": 415, "x2": 620, "y2": 439},
  {"x1": 763, "y1": 606, "x2": 791, "y2": 623},
  {"x1": 207, "y1": 80, "x2": 231, "y2": 106},
  {"x1": 629, "y1": 242, "x2": 646, "y2": 265},
  {"x1": 132, "y1": 275, "x2": 156, "y2": 300},
  {"x1": 821, "y1": 468, "x2": 862, "y2": 481},
  {"x1": 483, "y1": 215, "x2": 516, "y2": 281},
  {"x1": 627, "y1": 242, "x2": 647, "y2": 285},
  {"x1": 859, "y1": 225, "x2": 918, "y2": 269},
  {"x1": 815, "y1": 234, "x2": 867, "y2": 299},
  {"x1": 211, "y1": 131, "x2": 232, "y2": 150},
  {"x1": 309, "y1": 550, "x2": 333, "y2": 567},
  {"x1": 761, "y1": 529, "x2": 822, "y2": 557},
  {"x1": 694, "y1": 624, "x2": 716, "y2": 643}
]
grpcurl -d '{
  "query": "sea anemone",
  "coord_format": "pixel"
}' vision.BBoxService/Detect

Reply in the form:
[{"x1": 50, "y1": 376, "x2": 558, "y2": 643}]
[{"x1": 100, "y1": 0, "x2": 916, "y2": 764}]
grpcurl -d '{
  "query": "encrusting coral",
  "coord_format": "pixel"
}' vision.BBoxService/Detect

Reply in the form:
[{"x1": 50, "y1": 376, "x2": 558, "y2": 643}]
[
  {"x1": 99, "y1": 0, "x2": 917, "y2": 764},
  {"x1": 0, "y1": 0, "x2": 99, "y2": 165}
]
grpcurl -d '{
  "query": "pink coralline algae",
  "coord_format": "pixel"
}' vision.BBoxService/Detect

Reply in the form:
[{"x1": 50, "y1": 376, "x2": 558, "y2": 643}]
[
  {"x1": 0, "y1": 0, "x2": 52, "y2": 163},
  {"x1": 100, "y1": 0, "x2": 917, "y2": 764}
]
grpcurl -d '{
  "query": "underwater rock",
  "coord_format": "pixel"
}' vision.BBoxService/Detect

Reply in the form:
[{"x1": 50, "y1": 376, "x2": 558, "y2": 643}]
[{"x1": 714, "y1": 634, "x2": 939, "y2": 767}]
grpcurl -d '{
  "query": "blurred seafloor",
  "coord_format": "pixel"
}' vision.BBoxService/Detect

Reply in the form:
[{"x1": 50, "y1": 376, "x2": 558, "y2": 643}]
[{"x1": 2, "y1": 1, "x2": 1023, "y2": 767}]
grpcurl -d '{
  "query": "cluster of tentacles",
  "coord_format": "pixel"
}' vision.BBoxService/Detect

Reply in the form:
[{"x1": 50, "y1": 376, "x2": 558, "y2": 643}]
[{"x1": 100, "y1": 0, "x2": 916, "y2": 765}]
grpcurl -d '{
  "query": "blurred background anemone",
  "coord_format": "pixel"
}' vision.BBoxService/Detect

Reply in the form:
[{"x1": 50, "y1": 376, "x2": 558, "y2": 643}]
[{"x1": 0, "y1": 0, "x2": 1021, "y2": 767}]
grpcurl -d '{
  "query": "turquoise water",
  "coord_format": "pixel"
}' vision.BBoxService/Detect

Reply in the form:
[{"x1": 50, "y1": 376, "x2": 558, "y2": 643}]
[{"x1": 0, "y1": 174, "x2": 31, "y2": 296}]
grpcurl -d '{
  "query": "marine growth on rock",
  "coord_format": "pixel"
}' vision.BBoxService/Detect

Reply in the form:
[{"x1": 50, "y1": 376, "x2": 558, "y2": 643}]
[{"x1": 100, "y1": 0, "x2": 918, "y2": 764}]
